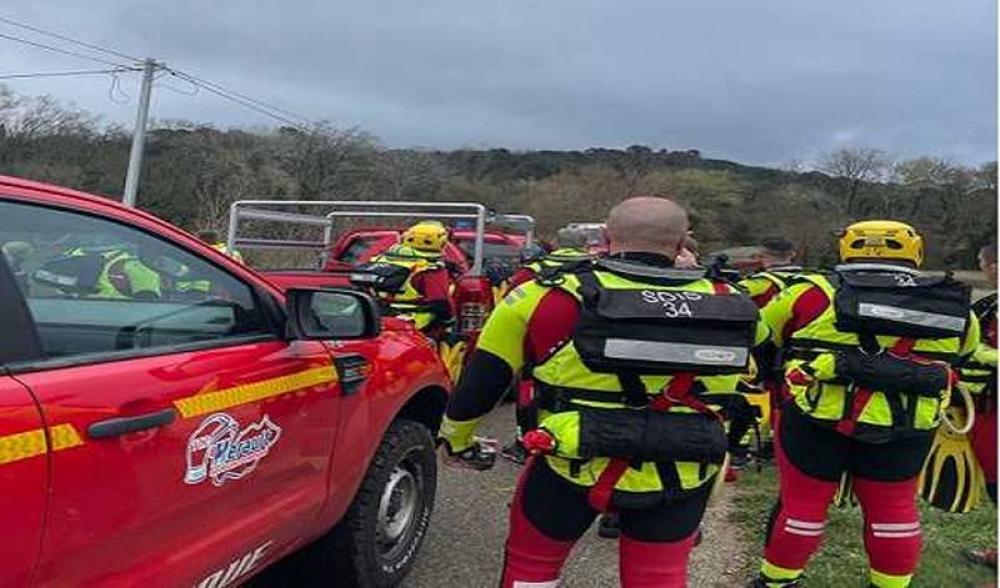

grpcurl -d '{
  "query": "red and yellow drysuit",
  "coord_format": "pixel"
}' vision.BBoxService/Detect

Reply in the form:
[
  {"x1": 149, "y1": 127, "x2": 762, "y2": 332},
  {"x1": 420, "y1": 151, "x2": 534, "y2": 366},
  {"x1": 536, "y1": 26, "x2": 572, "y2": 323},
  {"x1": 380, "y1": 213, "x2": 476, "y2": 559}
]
[
  {"x1": 756, "y1": 266, "x2": 979, "y2": 588},
  {"x1": 441, "y1": 253, "x2": 768, "y2": 587}
]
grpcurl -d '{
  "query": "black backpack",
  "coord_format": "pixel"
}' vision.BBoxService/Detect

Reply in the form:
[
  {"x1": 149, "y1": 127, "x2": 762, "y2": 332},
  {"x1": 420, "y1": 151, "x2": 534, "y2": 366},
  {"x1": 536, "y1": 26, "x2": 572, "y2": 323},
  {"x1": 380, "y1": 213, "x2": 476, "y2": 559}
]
[{"x1": 832, "y1": 267, "x2": 970, "y2": 339}]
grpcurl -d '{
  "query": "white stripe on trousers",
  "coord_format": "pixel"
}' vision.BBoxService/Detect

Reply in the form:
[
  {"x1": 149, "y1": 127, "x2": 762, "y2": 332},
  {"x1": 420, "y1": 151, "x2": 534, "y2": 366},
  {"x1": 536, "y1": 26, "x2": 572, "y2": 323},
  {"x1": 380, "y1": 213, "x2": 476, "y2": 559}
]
[
  {"x1": 783, "y1": 527, "x2": 824, "y2": 537},
  {"x1": 871, "y1": 522, "x2": 920, "y2": 531},
  {"x1": 872, "y1": 530, "x2": 922, "y2": 539},
  {"x1": 786, "y1": 518, "x2": 826, "y2": 530}
]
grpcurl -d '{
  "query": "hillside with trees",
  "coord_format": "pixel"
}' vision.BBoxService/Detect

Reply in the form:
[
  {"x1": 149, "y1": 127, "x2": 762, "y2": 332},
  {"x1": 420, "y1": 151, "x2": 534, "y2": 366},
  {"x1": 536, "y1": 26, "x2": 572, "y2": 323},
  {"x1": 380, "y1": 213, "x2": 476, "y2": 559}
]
[{"x1": 1, "y1": 85, "x2": 995, "y2": 268}]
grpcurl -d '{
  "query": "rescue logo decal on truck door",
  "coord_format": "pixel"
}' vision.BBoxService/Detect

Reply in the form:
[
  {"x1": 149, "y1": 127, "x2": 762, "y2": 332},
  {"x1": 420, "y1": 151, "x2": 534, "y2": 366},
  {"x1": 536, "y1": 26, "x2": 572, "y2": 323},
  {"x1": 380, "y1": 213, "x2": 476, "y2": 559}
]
[{"x1": 184, "y1": 413, "x2": 282, "y2": 486}]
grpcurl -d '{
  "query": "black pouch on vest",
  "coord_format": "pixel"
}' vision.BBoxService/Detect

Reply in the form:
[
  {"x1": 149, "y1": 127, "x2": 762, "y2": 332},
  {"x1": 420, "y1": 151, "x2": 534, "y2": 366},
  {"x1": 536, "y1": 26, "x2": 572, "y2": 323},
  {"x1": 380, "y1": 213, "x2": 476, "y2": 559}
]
[
  {"x1": 835, "y1": 350, "x2": 950, "y2": 397},
  {"x1": 833, "y1": 268, "x2": 970, "y2": 339},
  {"x1": 572, "y1": 267, "x2": 759, "y2": 375},
  {"x1": 350, "y1": 262, "x2": 411, "y2": 294},
  {"x1": 576, "y1": 407, "x2": 727, "y2": 464}
]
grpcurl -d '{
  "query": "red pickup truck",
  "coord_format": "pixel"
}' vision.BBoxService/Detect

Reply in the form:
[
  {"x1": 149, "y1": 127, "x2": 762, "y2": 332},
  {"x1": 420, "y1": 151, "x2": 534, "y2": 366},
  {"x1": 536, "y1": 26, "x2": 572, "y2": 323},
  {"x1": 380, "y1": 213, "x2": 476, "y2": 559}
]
[{"x1": 0, "y1": 176, "x2": 451, "y2": 587}]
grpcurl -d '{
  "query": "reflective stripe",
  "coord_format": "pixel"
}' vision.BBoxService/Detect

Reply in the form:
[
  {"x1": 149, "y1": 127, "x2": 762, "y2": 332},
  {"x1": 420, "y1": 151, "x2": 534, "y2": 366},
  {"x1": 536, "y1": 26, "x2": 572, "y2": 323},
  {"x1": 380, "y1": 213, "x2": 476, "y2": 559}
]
[
  {"x1": 512, "y1": 581, "x2": 561, "y2": 587},
  {"x1": 603, "y1": 339, "x2": 748, "y2": 368},
  {"x1": 858, "y1": 302, "x2": 966, "y2": 333},
  {"x1": 871, "y1": 522, "x2": 919, "y2": 531},
  {"x1": 174, "y1": 367, "x2": 337, "y2": 419},
  {"x1": 784, "y1": 526, "x2": 824, "y2": 537},
  {"x1": 872, "y1": 530, "x2": 921, "y2": 538},
  {"x1": 0, "y1": 423, "x2": 83, "y2": 465},
  {"x1": 786, "y1": 518, "x2": 825, "y2": 530}
]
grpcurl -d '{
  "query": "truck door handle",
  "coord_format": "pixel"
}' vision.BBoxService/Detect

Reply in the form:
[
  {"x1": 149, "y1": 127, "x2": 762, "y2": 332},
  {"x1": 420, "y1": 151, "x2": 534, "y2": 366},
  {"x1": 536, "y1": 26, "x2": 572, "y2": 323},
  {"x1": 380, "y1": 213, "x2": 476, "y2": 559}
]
[
  {"x1": 334, "y1": 354, "x2": 372, "y2": 396},
  {"x1": 88, "y1": 408, "x2": 176, "y2": 439}
]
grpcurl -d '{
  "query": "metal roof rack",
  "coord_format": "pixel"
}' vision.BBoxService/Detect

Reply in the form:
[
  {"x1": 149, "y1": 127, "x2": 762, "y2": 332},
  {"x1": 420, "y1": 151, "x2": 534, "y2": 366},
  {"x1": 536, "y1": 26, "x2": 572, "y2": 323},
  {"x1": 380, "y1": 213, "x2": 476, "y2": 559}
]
[{"x1": 227, "y1": 200, "x2": 489, "y2": 275}]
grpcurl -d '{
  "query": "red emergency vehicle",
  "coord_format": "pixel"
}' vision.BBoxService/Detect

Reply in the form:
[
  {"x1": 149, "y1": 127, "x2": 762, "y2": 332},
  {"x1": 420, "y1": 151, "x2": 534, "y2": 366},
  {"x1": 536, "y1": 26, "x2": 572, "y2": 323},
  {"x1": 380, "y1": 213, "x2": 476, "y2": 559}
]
[{"x1": 0, "y1": 176, "x2": 451, "y2": 587}]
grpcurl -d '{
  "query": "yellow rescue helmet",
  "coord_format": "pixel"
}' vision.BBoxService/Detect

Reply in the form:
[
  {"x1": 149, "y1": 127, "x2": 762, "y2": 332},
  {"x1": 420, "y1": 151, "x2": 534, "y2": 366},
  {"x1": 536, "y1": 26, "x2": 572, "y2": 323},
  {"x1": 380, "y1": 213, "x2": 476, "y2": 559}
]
[
  {"x1": 838, "y1": 220, "x2": 924, "y2": 267},
  {"x1": 402, "y1": 220, "x2": 448, "y2": 253}
]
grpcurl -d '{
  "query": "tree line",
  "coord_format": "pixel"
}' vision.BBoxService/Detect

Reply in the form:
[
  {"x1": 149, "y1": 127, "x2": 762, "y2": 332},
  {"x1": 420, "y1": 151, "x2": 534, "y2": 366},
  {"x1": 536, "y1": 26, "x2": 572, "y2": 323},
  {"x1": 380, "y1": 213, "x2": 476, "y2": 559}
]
[{"x1": 1, "y1": 84, "x2": 995, "y2": 268}]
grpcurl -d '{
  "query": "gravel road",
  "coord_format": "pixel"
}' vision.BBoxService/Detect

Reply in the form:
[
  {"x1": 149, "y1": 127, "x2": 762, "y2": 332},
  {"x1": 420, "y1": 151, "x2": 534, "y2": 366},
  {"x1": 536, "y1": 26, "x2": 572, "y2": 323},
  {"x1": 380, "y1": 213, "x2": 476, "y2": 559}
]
[{"x1": 403, "y1": 403, "x2": 755, "y2": 587}]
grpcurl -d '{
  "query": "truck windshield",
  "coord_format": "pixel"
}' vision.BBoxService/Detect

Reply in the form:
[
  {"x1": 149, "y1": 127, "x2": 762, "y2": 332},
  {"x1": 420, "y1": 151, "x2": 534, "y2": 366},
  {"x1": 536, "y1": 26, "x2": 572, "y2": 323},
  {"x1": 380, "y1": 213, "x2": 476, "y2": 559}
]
[{"x1": 338, "y1": 236, "x2": 388, "y2": 264}]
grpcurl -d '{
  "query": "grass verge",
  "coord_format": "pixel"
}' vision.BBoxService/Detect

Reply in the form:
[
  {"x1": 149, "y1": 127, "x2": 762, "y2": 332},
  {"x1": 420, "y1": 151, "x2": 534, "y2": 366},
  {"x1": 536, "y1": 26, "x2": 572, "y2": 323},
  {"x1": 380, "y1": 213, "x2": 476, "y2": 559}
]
[{"x1": 732, "y1": 467, "x2": 997, "y2": 587}]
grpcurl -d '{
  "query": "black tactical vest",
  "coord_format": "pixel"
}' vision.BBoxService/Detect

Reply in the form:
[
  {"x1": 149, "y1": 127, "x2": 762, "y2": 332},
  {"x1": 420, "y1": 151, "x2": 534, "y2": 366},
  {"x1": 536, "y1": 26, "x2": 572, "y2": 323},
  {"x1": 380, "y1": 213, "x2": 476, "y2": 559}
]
[
  {"x1": 569, "y1": 260, "x2": 760, "y2": 376},
  {"x1": 832, "y1": 264, "x2": 970, "y2": 340}
]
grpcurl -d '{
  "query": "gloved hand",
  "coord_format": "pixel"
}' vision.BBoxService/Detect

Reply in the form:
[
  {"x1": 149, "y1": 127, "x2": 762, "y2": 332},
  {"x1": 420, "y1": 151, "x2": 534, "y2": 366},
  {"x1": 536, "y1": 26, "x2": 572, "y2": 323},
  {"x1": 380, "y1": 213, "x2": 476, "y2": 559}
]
[
  {"x1": 438, "y1": 438, "x2": 497, "y2": 471},
  {"x1": 522, "y1": 429, "x2": 557, "y2": 455}
]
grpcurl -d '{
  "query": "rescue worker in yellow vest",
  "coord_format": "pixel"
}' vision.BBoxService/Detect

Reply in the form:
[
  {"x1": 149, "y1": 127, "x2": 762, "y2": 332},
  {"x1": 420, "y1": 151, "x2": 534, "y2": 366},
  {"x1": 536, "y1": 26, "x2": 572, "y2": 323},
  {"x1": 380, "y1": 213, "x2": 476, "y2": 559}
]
[
  {"x1": 735, "y1": 237, "x2": 803, "y2": 465},
  {"x1": 508, "y1": 227, "x2": 592, "y2": 290},
  {"x1": 740, "y1": 237, "x2": 802, "y2": 308},
  {"x1": 361, "y1": 221, "x2": 454, "y2": 334},
  {"x1": 964, "y1": 241, "x2": 997, "y2": 568},
  {"x1": 440, "y1": 196, "x2": 768, "y2": 587},
  {"x1": 753, "y1": 221, "x2": 980, "y2": 588},
  {"x1": 63, "y1": 245, "x2": 161, "y2": 300},
  {"x1": 196, "y1": 230, "x2": 244, "y2": 263},
  {"x1": 500, "y1": 226, "x2": 595, "y2": 466}
]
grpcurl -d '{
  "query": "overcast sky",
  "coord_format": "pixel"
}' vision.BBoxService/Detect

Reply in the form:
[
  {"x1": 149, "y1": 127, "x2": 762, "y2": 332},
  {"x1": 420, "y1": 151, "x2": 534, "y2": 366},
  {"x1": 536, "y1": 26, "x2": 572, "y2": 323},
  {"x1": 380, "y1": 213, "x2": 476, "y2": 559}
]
[{"x1": 2, "y1": 0, "x2": 996, "y2": 165}]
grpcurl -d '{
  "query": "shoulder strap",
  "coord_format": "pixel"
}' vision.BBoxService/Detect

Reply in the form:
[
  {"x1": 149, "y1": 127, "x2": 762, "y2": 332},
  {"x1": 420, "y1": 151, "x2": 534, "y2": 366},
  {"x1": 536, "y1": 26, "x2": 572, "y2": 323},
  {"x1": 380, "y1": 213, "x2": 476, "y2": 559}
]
[
  {"x1": 973, "y1": 292, "x2": 998, "y2": 321},
  {"x1": 535, "y1": 258, "x2": 594, "y2": 287},
  {"x1": 753, "y1": 271, "x2": 786, "y2": 291}
]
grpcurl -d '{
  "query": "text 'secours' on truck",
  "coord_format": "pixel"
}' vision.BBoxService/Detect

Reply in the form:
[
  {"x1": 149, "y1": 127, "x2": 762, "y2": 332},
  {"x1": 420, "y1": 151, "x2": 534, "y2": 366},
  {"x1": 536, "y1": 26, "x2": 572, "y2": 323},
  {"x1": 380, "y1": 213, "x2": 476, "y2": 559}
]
[
  {"x1": 226, "y1": 200, "x2": 514, "y2": 363},
  {"x1": 0, "y1": 176, "x2": 451, "y2": 588}
]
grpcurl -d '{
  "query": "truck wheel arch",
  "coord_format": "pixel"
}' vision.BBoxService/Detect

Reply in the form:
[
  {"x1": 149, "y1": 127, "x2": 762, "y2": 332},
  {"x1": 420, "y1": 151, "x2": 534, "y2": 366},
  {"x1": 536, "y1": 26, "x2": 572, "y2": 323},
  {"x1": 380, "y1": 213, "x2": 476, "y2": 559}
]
[{"x1": 394, "y1": 386, "x2": 448, "y2": 434}]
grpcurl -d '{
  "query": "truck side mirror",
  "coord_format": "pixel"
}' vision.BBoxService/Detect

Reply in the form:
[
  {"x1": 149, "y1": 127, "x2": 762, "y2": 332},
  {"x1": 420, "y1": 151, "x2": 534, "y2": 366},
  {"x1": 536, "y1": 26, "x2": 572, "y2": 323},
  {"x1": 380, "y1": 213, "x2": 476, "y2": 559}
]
[{"x1": 286, "y1": 288, "x2": 381, "y2": 340}]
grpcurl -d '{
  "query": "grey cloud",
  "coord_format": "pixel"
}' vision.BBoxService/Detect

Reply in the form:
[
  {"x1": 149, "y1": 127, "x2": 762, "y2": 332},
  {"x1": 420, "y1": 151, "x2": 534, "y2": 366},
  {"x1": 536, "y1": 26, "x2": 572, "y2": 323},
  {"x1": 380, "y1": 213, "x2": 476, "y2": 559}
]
[{"x1": 2, "y1": 0, "x2": 995, "y2": 164}]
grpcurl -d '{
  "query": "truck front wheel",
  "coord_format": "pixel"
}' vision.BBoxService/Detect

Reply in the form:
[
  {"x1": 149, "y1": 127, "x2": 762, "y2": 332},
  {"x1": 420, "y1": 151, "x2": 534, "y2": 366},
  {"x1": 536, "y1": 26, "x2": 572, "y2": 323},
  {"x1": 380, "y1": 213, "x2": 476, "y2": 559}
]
[{"x1": 301, "y1": 419, "x2": 437, "y2": 587}]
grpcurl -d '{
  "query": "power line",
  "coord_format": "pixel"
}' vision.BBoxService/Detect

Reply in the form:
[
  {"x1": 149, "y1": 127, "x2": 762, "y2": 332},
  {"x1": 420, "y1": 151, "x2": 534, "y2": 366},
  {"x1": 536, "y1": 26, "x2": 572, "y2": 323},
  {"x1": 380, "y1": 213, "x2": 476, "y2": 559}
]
[
  {"x1": 168, "y1": 69, "x2": 314, "y2": 131},
  {"x1": 177, "y1": 76, "x2": 312, "y2": 131},
  {"x1": 0, "y1": 15, "x2": 142, "y2": 63},
  {"x1": 0, "y1": 31, "x2": 128, "y2": 67},
  {"x1": 0, "y1": 67, "x2": 136, "y2": 80},
  {"x1": 0, "y1": 17, "x2": 317, "y2": 132},
  {"x1": 169, "y1": 69, "x2": 314, "y2": 127}
]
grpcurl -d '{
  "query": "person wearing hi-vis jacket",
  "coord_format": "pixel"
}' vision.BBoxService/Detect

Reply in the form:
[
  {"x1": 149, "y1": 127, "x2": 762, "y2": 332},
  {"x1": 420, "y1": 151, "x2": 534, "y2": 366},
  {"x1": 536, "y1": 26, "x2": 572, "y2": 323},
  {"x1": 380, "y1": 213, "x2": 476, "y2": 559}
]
[
  {"x1": 439, "y1": 195, "x2": 768, "y2": 588},
  {"x1": 751, "y1": 221, "x2": 979, "y2": 588}
]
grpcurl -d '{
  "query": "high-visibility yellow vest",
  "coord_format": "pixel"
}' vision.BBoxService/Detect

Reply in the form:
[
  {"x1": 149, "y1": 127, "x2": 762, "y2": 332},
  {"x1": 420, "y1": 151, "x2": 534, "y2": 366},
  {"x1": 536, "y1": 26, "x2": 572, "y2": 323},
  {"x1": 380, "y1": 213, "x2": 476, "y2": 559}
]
[
  {"x1": 780, "y1": 273, "x2": 973, "y2": 436},
  {"x1": 211, "y1": 242, "x2": 244, "y2": 263},
  {"x1": 369, "y1": 250, "x2": 444, "y2": 330},
  {"x1": 739, "y1": 266, "x2": 803, "y2": 302},
  {"x1": 489, "y1": 265, "x2": 765, "y2": 496},
  {"x1": 959, "y1": 293, "x2": 997, "y2": 397},
  {"x1": 523, "y1": 247, "x2": 591, "y2": 275},
  {"x1": 66, "y1": 248, "x2": 161, "y2": 299}
]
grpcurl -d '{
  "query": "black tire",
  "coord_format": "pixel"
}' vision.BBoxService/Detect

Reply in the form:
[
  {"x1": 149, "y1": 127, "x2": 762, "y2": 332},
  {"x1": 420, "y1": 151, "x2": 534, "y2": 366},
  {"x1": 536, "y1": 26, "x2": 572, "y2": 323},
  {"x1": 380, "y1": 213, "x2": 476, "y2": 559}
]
[{"x1": 298, "y1": 419, "x2": 437, "y2": 588}]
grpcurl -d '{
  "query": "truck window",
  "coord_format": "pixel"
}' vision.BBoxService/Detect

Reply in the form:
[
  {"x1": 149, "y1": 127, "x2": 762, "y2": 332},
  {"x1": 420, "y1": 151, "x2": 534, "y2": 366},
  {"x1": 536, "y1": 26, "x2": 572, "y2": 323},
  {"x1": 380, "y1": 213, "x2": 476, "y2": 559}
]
[
  {"x1": 337, "y1": 236, "x2": 388, "y2": 264},
  {"x1": 0, "y1": 200, "x2": 272, "y2": 362}
]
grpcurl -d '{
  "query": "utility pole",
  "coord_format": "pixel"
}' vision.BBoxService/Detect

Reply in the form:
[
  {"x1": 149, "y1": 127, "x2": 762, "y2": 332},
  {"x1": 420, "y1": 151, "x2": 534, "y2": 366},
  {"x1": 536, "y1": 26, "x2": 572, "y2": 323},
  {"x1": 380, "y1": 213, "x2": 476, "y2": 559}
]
[{"x1": 122, "y1": 58, "x2": 157, "y2": 207}]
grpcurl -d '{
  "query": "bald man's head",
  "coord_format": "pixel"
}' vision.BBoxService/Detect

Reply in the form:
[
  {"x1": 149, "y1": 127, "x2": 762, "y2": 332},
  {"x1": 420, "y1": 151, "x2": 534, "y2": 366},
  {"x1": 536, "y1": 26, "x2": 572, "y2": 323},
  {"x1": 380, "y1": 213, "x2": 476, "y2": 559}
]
[{"x1": 606, "y1": 196, "x2": 690, "y2": 256}]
